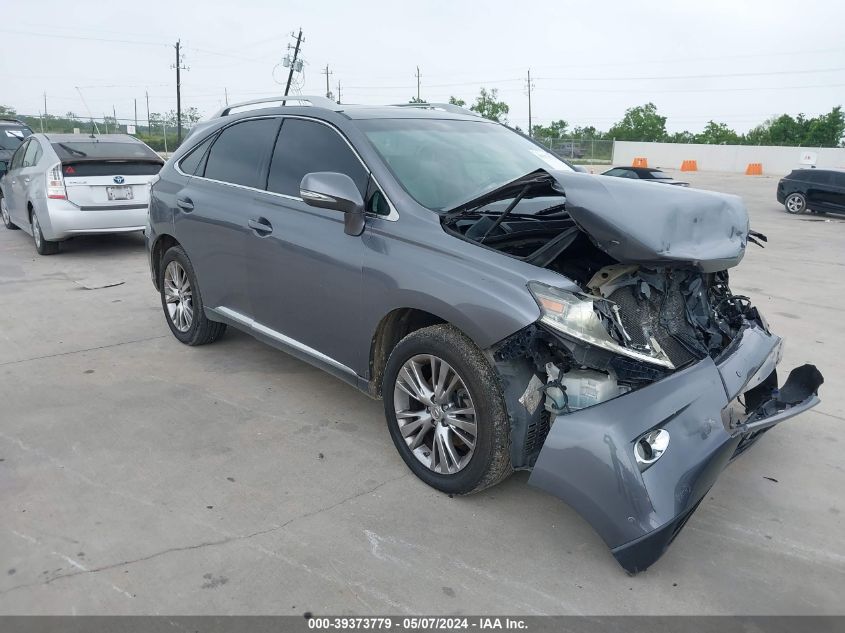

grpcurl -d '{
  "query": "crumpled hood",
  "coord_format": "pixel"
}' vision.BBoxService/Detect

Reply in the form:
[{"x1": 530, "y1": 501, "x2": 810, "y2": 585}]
[{"x1": 551, "y1": 170, "x2": 749, "y2": 273}]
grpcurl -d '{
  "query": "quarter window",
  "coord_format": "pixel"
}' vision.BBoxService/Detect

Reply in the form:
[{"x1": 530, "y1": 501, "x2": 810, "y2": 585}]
[
  {"x1": 267, "y1": 119, "x2": 368, "y2": 198},
  {"x1": 204, "y1": 118, "x2": 281, "y2": 189},
  {"x1": 179, "y1": 134, "x2": 216, "y2": 177}
]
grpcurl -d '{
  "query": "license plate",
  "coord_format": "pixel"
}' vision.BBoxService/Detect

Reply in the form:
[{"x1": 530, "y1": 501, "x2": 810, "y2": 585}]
[{"x1": 106, "y1": 185, "x2": 133, "y2": 201}]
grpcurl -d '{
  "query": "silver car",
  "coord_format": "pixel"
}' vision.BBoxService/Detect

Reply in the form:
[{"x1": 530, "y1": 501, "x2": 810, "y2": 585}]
[{"x1": 0, "y1": 133, "x2": 163, "y2": 254}]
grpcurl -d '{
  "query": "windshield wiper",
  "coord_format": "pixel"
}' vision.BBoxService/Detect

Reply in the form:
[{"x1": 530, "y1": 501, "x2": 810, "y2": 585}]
[{"x1": 58, "y1": 143, "x2": 87, "y2": 157}]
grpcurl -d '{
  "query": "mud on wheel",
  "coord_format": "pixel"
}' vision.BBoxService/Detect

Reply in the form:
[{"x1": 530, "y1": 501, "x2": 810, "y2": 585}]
[{"x1": 383, "y1": 324, "x2": 512, "y2": 495}]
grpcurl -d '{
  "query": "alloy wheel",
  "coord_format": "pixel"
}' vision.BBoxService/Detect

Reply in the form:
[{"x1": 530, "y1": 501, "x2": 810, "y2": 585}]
[
  {"x1": 393, "y1": 354, "x2": 478, "y2": 475},
  {"x1": 164, "y1": 261, "x2": 194, "y2": 332},
  {"x1": 32, "y1": 214, "x2": 42, "y2": 247},
  {"x1": 786, "y1": 194, "x2": 805, "y2": 213}
]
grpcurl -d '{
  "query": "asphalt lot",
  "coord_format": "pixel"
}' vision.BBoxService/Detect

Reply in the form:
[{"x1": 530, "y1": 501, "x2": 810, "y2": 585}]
[{"x1": 1, "y1": 170, "x2": 843, "y2": 615}]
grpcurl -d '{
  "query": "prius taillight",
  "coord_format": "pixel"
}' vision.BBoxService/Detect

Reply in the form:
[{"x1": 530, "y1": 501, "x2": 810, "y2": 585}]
[{"x1": 46, "y1": 163, "x2": 67, "y2": 200}]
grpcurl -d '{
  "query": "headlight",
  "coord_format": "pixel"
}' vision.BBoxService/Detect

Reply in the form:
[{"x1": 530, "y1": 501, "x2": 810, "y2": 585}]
[{"x1": 528, "y1": 282, "x2": 675, "y2": 369}]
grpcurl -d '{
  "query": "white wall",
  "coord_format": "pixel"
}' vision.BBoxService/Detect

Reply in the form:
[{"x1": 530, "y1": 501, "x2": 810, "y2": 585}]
[{"x1": 612, "y1": 141, "x2": 845, "y2": 176}]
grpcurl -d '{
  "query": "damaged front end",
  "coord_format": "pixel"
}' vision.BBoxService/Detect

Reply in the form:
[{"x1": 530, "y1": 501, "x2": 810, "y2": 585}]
[{"x1": 444, "y1": 170, "x2": 824, "y2": 573}]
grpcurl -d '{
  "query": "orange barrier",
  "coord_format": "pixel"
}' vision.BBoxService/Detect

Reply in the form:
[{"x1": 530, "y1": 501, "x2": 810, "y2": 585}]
[
  {"x1": 632, "y1": 157, "x2": 648, "y2": 167},
  {"x1": 745, "y1": 163, "x2": 763, "y2": 175},
  {"x1": 680, "y1": 160, "x2": 698, "y2": 171}
]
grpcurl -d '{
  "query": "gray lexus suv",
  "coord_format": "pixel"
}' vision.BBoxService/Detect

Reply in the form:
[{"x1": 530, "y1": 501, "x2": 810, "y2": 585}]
[{"x1": 146, "y1": 96, "x2": 823, "y2": 573}]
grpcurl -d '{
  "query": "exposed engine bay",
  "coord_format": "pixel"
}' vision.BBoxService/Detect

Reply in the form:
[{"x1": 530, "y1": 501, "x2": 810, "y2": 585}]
[{"x1": 442, "y1": 170, "x2": 776, "y2": 466}]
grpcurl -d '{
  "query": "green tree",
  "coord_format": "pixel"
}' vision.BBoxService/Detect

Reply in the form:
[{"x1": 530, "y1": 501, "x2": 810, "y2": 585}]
[
  {"x1": 470, "y1": 87, "x2": 509, "y2": 123},
  {"x1": 531, "y1": 119, "x2": 569, "y2": 140},
  {"x1": 571, "y1": 125, "x2": 603, "y2": 140},
  {"x1": 802, "y1": 106, "x2": 845, "y2": 147},
  {"x1": 408, "y1": 96, "x2": 425, "y2": 104},
  {"x1": 0, "y1": 105, "x2": 17, "y2": 117},
  {"x1": 695, "y1": 121, "x2": 740, "y2": 145},
  {"x1": 667, "y1": 130, "x2": 695, "y2": 143},
  {"x1": 607, "y1": 102, "x2": 667, "y2": 141},
  {"x1": 448, "y1": 96, "x2": 466, "y2": 107}
]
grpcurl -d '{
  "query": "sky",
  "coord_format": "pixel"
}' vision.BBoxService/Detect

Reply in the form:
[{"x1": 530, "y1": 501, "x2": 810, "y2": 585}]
[{"x1": 2, "y1": 0, "x2": 845, "y2": 134}]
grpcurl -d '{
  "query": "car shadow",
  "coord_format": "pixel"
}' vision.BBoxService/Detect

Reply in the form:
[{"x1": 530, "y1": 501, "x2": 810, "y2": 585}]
[{"x1": 57, "y1": 231, "x2": 147, "y2": 256}]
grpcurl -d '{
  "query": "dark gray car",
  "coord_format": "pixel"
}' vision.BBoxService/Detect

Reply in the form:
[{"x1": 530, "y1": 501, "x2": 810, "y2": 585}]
[{"x1": 146, "y1": 96, "x2": 823, "y2": 573}]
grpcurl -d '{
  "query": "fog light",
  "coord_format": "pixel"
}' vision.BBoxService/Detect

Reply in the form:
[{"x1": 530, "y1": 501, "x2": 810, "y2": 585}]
[{"x1": 635, "y1": 429, "x2": 670, "y2": 470}]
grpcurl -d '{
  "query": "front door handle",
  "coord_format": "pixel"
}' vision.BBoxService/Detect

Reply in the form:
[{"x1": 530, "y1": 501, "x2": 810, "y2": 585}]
[
  {"x1": 22, "y1": 176, "x2": 31, "y2": 184},
  {"x1": 176, "y1": 196, "x2": 194, "y2": 211},
  {"x1": 248, "y1": 217, "x2": 273, "y2": 234}
]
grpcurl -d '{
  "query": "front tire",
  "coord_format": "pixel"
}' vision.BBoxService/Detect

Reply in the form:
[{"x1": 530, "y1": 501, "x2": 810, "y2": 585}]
[
  {"x1": 31, "y1": 212, "x2": 59, "y2": 255},
  {"x1": 383, "y1": 324, "x2": 512, "y2": 495},
  {"x1": 159, "y1": 246, "x2": 226, "y2": 345},
  {"x1": 784, "y1": 192, "x2": 806, "y2": 214},
  {"x1": 1, "y1": 195, "x2": 19, "y2": 230}
]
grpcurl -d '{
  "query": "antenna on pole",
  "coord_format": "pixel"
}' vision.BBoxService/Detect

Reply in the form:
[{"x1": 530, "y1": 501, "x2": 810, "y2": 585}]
[
  {"x1": 171, "y1": 39, "x2": 189, "y2": 145},
  {"x1": 322, "y1": 64, "x2": 334, "y2": 100},
  {"x1": 283, "y1": 29, "x2": 305, "y2": 97},
  {"x1": 526, "y1": 69, "x2": 535, "y2": 137}
]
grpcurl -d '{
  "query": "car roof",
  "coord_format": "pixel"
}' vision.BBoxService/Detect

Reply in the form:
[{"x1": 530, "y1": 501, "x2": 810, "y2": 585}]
[
  {"x1": 0, "y1": 118, "x2": 31, "y2": 127},
  {"x1": 43, "y1": 133, "x2": 143, "y2": 143},
  {"x1": 791, "y1": 167, "x2": 845, "y2": 174}
]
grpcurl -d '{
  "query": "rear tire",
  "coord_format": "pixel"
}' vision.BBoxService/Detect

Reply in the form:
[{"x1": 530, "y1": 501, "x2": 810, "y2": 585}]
[
  {"x1": 382, "y1": 324, "x2": 512, "y2": 495},
  {"x1": 1, "y1": 195, "x2": 19, "y2": 230},
  {"x1": 159, "y1": 245, "x2": 226, "y2": 345},
  {"x1": 31, "y1": 211, "x2": 59, "y2": 255},
  {"x1": 784, "y1": 193, "x2": 806, "y2": 214}
]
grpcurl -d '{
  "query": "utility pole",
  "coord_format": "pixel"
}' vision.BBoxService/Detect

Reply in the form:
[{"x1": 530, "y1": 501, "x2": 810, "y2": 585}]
[
  {"x1": 172, "y1": 39, "x2": 189, "y2": 145},
  {"x1": 415, "y1": 66, "x2": 421, "y2": 101},
  {"x1": 43, "y1": 92, "x2": 48, "y2": 120},
  {"x1": 322, "y1": 64, "x2": 333, "y2": 99},
  {"x1": 336, "y1": 81, "x2": 342, "y2": 105},
  {"x1": 526, "y1": 69, "x2": 534, "y2": 137},
  {"x1": 134, "y1": 99, "x2": 138, "y2": 132},
  {"x1": 224, "y1": 87, "x2": 229, "y2": 106},
  {"x1": 113, "y1": 105, "x2": 117, "y2": 128},
  {"x1": 284, "y1": 29, "x2": 304, "y2": 96},
  {"x1": 103, "y1": 113, "x2": 110, "y2": 134},
  {"x1": 146, "y1": 91, "x2": 151, "y2": 134}
]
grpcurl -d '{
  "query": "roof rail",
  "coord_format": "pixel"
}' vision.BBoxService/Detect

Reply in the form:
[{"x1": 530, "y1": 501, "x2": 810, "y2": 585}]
[
  {"x1": 212, "y1": 95, "x2": 343, "y2": 118},
  {"x1": 391, "y1": 102, "x2": 481, "y2": 117}
]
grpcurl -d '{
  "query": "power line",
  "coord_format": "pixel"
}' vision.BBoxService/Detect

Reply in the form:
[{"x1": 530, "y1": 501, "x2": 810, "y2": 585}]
[{"x1": 536, "y1": 66, "x2": 845, "y2": 82}]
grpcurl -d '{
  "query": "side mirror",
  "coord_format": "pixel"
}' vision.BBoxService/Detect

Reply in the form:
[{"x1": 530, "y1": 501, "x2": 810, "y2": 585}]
[{"x1": 300, "y1": 172, "x2": 365, "y2": 236}]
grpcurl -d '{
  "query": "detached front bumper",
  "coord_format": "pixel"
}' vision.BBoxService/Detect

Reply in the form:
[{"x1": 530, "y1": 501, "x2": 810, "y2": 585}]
[{"x1": 527, "y1": 324, "x2": 823, "y2": 573}]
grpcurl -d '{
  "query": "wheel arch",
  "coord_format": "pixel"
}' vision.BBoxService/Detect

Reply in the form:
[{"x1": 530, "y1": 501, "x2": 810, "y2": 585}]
[
  {"x1": 367, "y1": 307, "x2": 449, "y2": 399},
  {"x1": 150, "y1": 233, "x2": 181, "y2": 290}
]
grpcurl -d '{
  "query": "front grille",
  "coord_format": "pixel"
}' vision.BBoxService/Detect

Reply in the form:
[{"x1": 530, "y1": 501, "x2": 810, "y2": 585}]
[{"x1": 609, "y1": 285, "x2": 700, "y2": 368}]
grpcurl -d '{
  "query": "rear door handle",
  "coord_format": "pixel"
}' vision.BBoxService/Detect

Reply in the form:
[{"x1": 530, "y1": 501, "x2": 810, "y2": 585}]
[
  {"x1": 176, "y1": 196, "x2": 194, "y2": 211},
  {"x1": 248, "y1": 217, "x2": 273, "y2": 234},
  {"x1": 22, "y1": 177, "x2": 30, "y2": 184}
]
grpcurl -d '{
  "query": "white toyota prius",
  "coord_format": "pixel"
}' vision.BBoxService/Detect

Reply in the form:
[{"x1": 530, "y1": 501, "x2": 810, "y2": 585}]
[{"x1": 0, "y1": 133, "x2": 163, "y2": 255}]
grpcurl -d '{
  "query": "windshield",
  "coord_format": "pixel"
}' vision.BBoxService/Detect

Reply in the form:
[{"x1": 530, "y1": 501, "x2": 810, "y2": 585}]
[
  {"x1": 357, "y1": 118, "x2": 573, "y2": 210},
  {"x1": 51, "y1": 140, "x2": 160, "y2": 161},
  {"x1": 0, "y1": 126, "x2": 33, "y2": 150}
]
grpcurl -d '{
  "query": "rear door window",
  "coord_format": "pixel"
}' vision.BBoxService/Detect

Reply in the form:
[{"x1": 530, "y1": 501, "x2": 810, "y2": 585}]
[
  {"x1": 10, "y1": 140, "x2": 29, "y2": 170},
  {"x1": 267, "y1": 118, "x2": 368, "y2": 197},
  {"x1": 204, "y1": 118, "x2": 280, "y2": 189}
]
